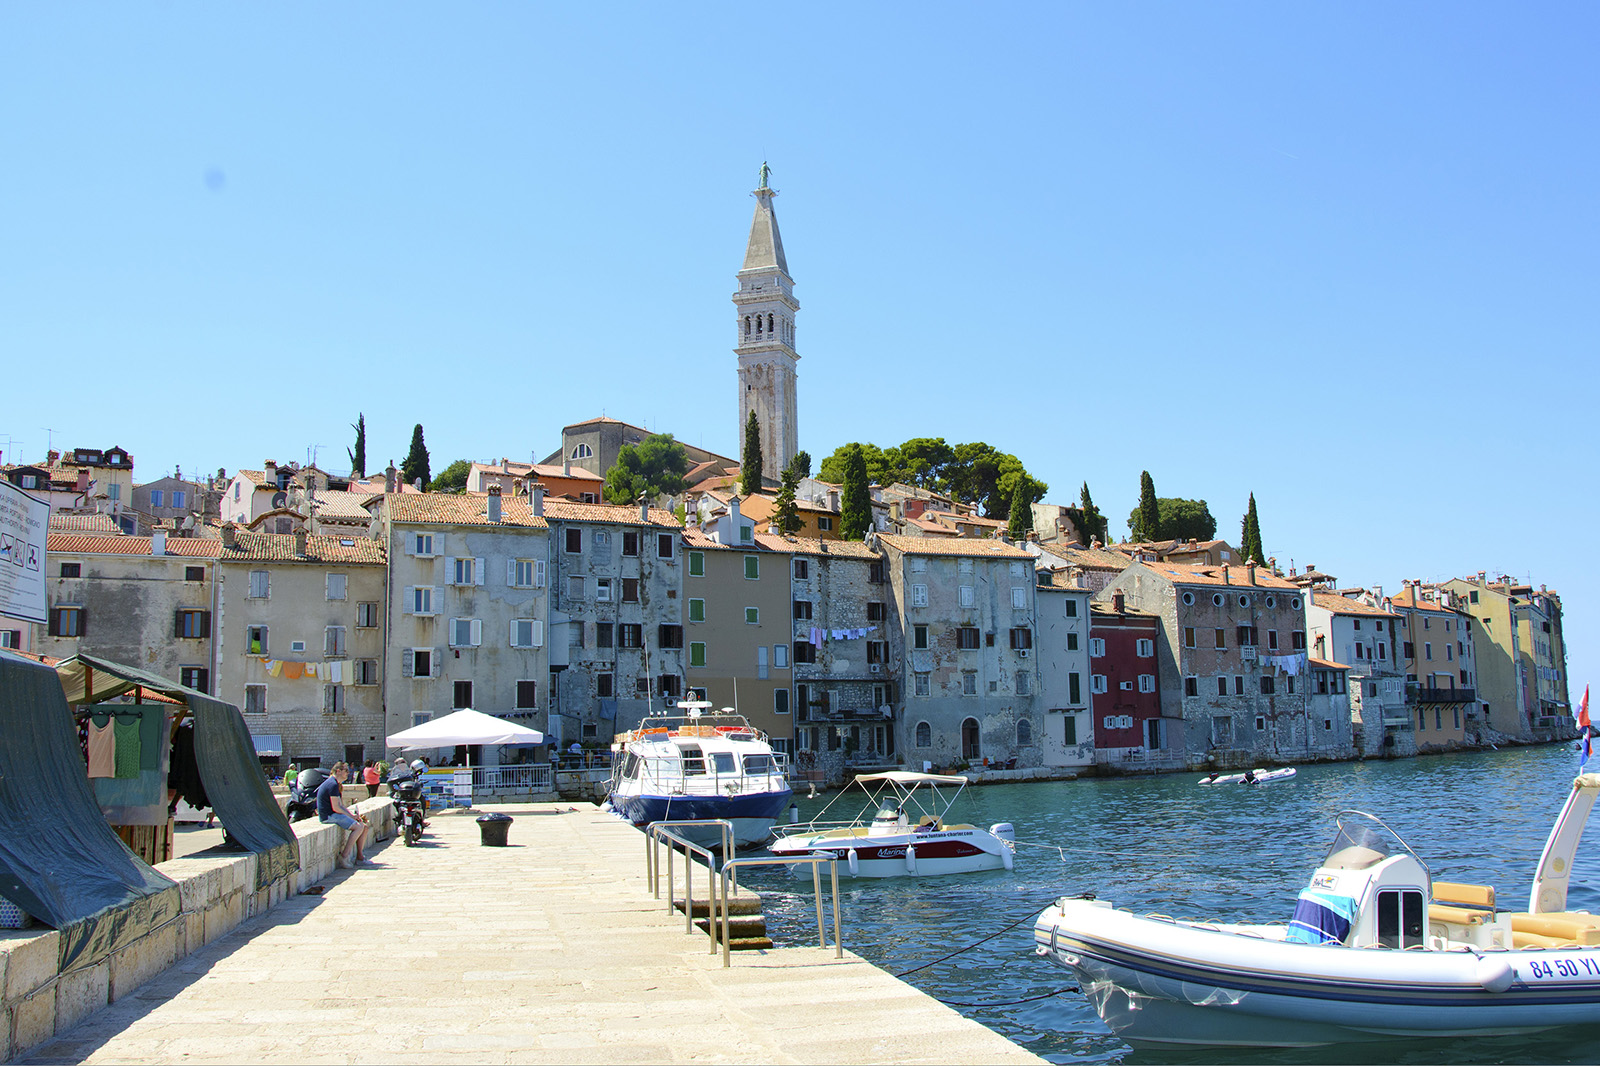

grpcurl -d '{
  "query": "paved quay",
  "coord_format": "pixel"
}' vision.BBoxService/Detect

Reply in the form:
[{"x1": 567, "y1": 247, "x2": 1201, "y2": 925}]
[{"x1": 23, "y1": 803, "x2": 1044, "y2": 1065}]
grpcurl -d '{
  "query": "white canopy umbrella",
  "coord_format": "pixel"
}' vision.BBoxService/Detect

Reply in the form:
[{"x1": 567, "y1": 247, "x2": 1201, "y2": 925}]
[{"x1": 385, "y1": 708, "x2": 545, "y2": 754}]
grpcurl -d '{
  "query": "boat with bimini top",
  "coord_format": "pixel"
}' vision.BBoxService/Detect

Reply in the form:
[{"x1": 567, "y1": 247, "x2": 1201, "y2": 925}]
[
  {"x1": 603, "y1": 704, "x2": 792, "y2": 849},
  {"x1": 1034, "y1": 772, "x2": 1600, "y2": 1046},
  {"x1": 769, "y1": 771, "x2": 1015, "y2": 878}
]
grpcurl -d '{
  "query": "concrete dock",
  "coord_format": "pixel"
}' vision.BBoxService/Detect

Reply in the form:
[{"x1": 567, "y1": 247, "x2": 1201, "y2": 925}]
[{"x1": 22, "y1": 803, "x2": 1044, "y2": 1064}]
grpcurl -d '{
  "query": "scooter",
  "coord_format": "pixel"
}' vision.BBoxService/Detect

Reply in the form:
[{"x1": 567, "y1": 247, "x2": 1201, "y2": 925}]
[
  {"x1": 286, "y1": 767, "x2": 329, "y2": 823},
  {"x1": 392, "y1": 779, "x2": 427, "y2": 846}
]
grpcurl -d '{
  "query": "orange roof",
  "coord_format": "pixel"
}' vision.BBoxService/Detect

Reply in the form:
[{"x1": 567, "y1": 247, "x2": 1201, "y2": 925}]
[
  {"x1": 903, "y1": 515, "x2": 962, "y2": 537},
  {"x1": 1141, "y1": 561, "x2": 1300, "y2": 590},
  {"x1": 1309, "y1": 657, "x2": 1351, "y2": 671},
  {"x1": 473, "y1": 460, "x2": 604, "y2": 483},
  {"x1": 49, "y1": 513, "x2": 123, "y2": 533},
  {"x1": 877, "y1": 534, "x2": 1032, "y2": 560},
  {"x1": 220, "y1": 532, "x2": 386, "y2": 565},
  {"x1": 1037, "y1": 542, "x2": 1131, "y2": 571},
  {"x1": 1389, "y1": 590, "x2": 1463, "y2": 615},
  {"x1": 1311, "y1": 591, "x2": 1398, "y2": 618},
  {"x1": 383, "y1": 493, "x2": 550, "y2": 530},
  {"x1": 47, "y1": 534, "x2": 222, "y2": 557},
  {"x1": 754, "y1": 533, "x2": 879, "y2": 558},
  {"x1": 541, "y1": 500, "x2": 680, "y2": 529}
]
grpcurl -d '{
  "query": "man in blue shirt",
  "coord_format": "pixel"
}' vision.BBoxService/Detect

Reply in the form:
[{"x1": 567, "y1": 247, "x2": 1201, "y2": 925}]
[{"x1": 316, "y1": 762, "x2": 369, "y2": 868}]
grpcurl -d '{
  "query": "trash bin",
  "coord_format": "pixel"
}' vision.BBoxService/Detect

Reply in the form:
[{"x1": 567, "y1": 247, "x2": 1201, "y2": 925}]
[{"x1": 476, "y1": 813, "x2": 513, "y2": 847}]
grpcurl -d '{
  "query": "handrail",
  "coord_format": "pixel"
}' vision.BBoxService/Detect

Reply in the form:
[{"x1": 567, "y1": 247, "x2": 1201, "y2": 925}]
[
  {"x1": 646, "y1": 818, "x2": 734, "y2": 889},
  {"x1": 645, "y1": 821, "x2": 730, "y2": 955},
  {"x1": 719, "y1": 855, "x2": 841, "y2": 967}
]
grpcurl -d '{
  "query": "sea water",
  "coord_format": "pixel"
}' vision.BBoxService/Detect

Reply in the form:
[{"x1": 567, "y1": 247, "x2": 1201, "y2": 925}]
[{"x1": 747, "y1": 744, "x2": 1600, "y2": 1064}]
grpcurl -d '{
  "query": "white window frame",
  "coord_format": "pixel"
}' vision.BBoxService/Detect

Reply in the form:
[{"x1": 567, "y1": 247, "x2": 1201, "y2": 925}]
[
  {"x1": 410, "y1": 648, "x2": 436, "y2": 679},
  {"x1": 959, "y1": 585, "x2": 974, "y2": 608},
  {"x1": 774, "y1": 643, "x2": 788, "y2": 668},
  {"x1": 326, "y1": 573, "x2": 347, "y2": 601},
  {"x1": 323, "y1": 684, "x2": 345, "y2": 714},
  {"x1": 745, "y1": 607, "x2": 759, "y2": 625},
  {"x1": 914, "y1": 672, "x2": 930, "y2": 697},
  {"x1": 1090, "y1": 674, "x2": 1108, "y2": 694},
  {"x1": 412, "y1": 532, "x2": 437, "y2": 557},
  {"x1": 1011, "y1": 587, "x2": 1027, "y2": 609},
  {"x1": 510, "y1": 619, "x2": 544, "y2": 648},
  {"x1": 449, "y1": 617, "x2": 483, "y2": 648},
  {"x1": 596, "y1": 578, "x2": 613, "y2": 603},
  {"x1": 407, "y1": 586, "x2": 437, "y2": 616},
  {"x1": 244, "y1": 684, "x2": 267, "y2": 714},
  {"x1": 1136, "y1": 638, "x2": 1154, "y2": 657},
  {"x1": 911, "y1": 584, "x2": 929, "y2": 608},
  {"x1": 324, "y1": 625, "x2": 346, "y2": 657},
  {"x1": 248, "y1": 570, "x2": 270, "y2": 599},
  {"x1": 1139, "y1": 673, "x2": 1156, "y2": 693},
  {"x1": 1089, "y1": 637, "x2": 1105, "y2": 657}
]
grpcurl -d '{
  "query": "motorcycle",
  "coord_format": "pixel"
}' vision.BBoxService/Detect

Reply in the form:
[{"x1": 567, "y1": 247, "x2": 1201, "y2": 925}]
[
  {"x1": 392, "y1": 777, "x2": 427, "y2": 846},
  {"x1": 286, "y1": 767, "x2": 330, "y2": 823}
]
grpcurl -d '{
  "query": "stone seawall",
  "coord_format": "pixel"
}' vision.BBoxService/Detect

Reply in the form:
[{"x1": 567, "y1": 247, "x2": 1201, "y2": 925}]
[{"x1": 0, "y1": 797, "x2": 394, "y2": 1062}]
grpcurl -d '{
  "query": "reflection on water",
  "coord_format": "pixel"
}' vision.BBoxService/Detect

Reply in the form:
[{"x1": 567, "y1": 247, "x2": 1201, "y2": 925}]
[{"x1": 747, "y1": 744, "x2": 1600, "y2": 1064}]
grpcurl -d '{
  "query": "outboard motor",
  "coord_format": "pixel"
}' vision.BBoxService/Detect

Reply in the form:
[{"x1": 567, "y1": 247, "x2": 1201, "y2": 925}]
[
  {"x1": 286, "y1": 767, "x2": 330, "y2": 823},
  {"x1": 990, "y1": 823, "x2": 1016, "y2": 871}
]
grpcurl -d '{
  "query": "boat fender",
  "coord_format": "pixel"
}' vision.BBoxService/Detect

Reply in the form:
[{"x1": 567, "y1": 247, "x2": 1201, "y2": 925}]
[
  {"x1": 1476, "y1": 955, "x2": 1515, "y2": 993},
  {"x1": 906, "y1": 845, "x2": 917, "y2": 875},
  {"x1": 847, "y1": 848, "x2": 859, "y2": 876}
]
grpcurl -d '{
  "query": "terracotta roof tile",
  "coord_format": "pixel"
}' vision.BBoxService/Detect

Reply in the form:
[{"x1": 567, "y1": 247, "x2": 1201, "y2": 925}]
[
  {"x1": 1389, "y1": 591, "x2": 1463, "y2": 615},
  {"x1": 1309, "y1": 657, "x2": 1352, "y2": 670},
  {"x1": 220, "y1": 532, "x2": 386, "y2": 564},
  {"x1": 541, "y1": 500, "x2": 680, "y2": 529},
  {"x1": 1311, "y1": 591, "x2": 1398, "y2": 617},
  {"x1": 383, "y1": 493, "x2": 550, "y2": 530},
  {"x1": 48, "y1": 513, "x2": 123, "y2": 533},
  {"x1": 472, "y1": 460, "x2": 604, "y2": 483},
  {"x1": 1141, "y1": 561, "x2": 1300, "y2": 590},
  {"x1": 754, "y1": 533, "x2": 879, "y2": 558},
  {"x1": 903, "y1": 515, "x2": 962, "y2": 536},
  {"x1": 1037, "y1": 543, "x2": 1134, "y2": 570},
  {"x1": 876, "y1": 534, "x2": 1032, "y2": 560},
  {"x1": 47, "y1": 534, "x2": 222, "y2": 557}
]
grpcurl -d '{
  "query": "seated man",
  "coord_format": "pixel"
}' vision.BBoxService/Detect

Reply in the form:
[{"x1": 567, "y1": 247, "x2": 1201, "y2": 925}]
[{"x1": 316, "y1": 762, "x2": 369, "y2": 868}]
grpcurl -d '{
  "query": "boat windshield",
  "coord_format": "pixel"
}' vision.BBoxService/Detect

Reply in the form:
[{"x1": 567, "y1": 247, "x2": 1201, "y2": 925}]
[{"x1": 1322, "y1": 816, "x2": 1394, "y2": 870}]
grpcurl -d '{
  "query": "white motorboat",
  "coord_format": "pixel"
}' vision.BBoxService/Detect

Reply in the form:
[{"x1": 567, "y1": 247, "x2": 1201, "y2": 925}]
[
  {"x1": 769, "y1": 771, "x2": 1015, "y2": 878},
  {"x1": 604, "y1": 706, "x2": 791, "y2": 849},
  {"x1": 1198, "y1": 767, "x2": 1297, "y2": 786},
  {"x1": 1034, "y1": 772, "x2": 1600, "y2": 1046}
]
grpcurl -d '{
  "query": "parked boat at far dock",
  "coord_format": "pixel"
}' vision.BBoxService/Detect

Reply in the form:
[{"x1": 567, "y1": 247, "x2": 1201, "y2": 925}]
[{"x1": 1199, "y1": 767, "x2": 1298, "y2": 785}]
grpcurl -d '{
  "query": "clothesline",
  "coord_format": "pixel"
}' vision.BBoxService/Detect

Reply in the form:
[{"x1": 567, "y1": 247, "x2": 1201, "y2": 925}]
[
  {"x1": 256, "y1": 657, "x2": 356, "y2": 684},
  {"x1": 807, "y1": 626, "x2": 878, "y2": 647},
  {"x1": 1261, "y1": 653, "x2": 1308, "y2": 676}
]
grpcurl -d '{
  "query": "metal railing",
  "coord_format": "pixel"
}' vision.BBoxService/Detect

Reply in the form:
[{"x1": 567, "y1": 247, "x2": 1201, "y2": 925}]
[
  {"x1": 719, "y1": 855, "x2": 841, "y2": 967},
  {"x1": 645, "y1": 820, "x2": 734, "y2": 955},
  {"x1": 469, "y1": 764, "x2": 553, "y2": 791}
]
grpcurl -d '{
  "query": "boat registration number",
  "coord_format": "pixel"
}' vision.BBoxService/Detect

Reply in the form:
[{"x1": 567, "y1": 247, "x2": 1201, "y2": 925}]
[{"x1": 1519, "y1": 955, "x2": 1600, "y2": 981}]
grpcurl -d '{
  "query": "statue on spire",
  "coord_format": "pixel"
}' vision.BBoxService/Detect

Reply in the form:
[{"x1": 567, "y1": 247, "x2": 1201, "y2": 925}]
[{"x1": 758, "y1": 160, "x2": 771, "y2": 190}]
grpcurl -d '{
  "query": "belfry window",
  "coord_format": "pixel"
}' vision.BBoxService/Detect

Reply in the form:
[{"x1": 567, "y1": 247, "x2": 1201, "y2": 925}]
[
  {"x1": 767, "y1": 313, "x2": 775, "y2": 333},
  {"x1": 744, "y1": 315, "x2": 751, "y2": 336}
]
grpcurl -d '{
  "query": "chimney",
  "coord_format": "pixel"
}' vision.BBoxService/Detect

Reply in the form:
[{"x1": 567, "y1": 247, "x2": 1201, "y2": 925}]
[
  {"x1": 221, "y1": 522, "x2": 237, "y2": 549},
  {"x1": 890, "y1": 501, "x2": 902, "y2": 523},
  {"x1": 531, "y1": 482, "x2": 545, "y2": 516},
  {"x1": 487, "y1": 484, "x2": 503, "y2": 524},
  {"x1": 638, "y1": 492, "x2": 650, "y2": 524},
  {"x1": 385, "y1": 463, "x2": 397, "y2": 494},
  {"x1": 1027, "y1": 531, "x2": 1038, "y2": 544},
  {"x1": 1246, "y1": 562, "x2": 1257, "y2": 585},
  {"x1": 1222, "y1": 564, "x2": 1231, "y2": 584},
  {"x1": 413, "y1": 478, "x2": 423, "y2": 491},
  {"x1": 501, "y1": 458, "x2": 510, "y2": 473},
  {"x1": 728, "y1": 494, "x2": 742, "y2": 532},
  {"x1": 294, "y1": 529, "x2": 308, "y2": 556},
  {"x1": 264, "y1": 460, "x2": 277, "y2": 482},
  {"x1": 1112, "y1": 590, "x2": 1125, "y2": 614},
  {"x1": 1090, "y1": 538, "x2": 1102, "y2": 550},
  {"x1": 151, "y1": 530, "x2": 166, "y2": 556},
  {"x1": 1188, "y1": 538, "x2": 1198, "y2": 549},
  {"x1": 1477, "y1": 570, "x2": 1486, "y2": 584},
  {"x1": 563, "y1": 457, "x2": 572, "y2": 477},
  {"x1": 47, "y1": 449, "x2": 59, "y2": 465},
  {"x1": 829, "y1": 489, "x2": 840, "y2": 511},
  {"x1": 1372, "y1": 584, "x2": 1382, "y2": 602}
]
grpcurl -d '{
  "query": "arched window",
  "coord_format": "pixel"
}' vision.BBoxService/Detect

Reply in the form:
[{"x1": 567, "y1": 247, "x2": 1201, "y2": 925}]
[
  {"x1": 915, "y1": 721, "x2": 931, "y2": 747},
  {"x1": 744, "y1": 315, "x2": 751, "y2": 337},
  {"x1": 570, "y1": 443, "x2": 593, "y2": 460},
  {"x1": 755, "y1": 316, "x2": 763, "y2": 334},
  {"x1": 961, "y1": 717, "x2": 981, "y2": 760},
  {"x1": 1017, "y1": 719, "x2": 1032, "y2": 746},
  {"x1": 767, "y1": 313, "x2": 775, "y2": 333}
]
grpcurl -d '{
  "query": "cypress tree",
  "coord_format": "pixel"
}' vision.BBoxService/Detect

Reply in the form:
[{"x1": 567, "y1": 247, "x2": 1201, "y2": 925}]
[
  {"x1": 774, "y1": 466, "x2": 802, "y2": 535},
  {"x1": 1241, "y1": 492, "x2": 1264, "y2": 564},
  {"x1": 348, "y1": 413, "x2": 367, "y2": 478},
  {"x1": 1007, "y1": 477, "x2": 1034, "y2": 539},
  {"x1": 401, "y1": 424, "x2": 431, "y2": 491},
  {"x1": 840, "y1": 444, "x2": 872, "y2": 540},
  {"x1": 740, "y1": 410, "x2": 763, "y2": 496},
  {"x1": 1135, "y1": 470, "x2": 1160, "y2": 541},
  {"x1": 1078, "y1": 481, "x2": 1107, "y2": 544}
]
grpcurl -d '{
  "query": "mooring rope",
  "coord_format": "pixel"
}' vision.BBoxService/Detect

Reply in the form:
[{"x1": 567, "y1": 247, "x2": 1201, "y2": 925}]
[
  {"x1": 892, "y1": 904, "x2": 1052, "y2": 978},
  {"x1": 938, "y1": 985, "x2": 1081, "y2": 1008}
]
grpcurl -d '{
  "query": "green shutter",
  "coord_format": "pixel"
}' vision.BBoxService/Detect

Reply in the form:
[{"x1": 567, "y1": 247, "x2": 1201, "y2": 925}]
[
  {"x1": 744, "y1": 555, "x2": 759, "y2": 580},
  {"x1": 689, "y1": 599, "x2": 705, "y2": 622},
  {"x1": 688, "y1": 552, "x2": 704, "y2": 577},
  {"x1": 690, "y1": 642, "x2": 707, "y2": 668}
]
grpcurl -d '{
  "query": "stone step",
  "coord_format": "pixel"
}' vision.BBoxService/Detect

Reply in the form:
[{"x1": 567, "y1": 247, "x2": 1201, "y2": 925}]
[
  {"x1": 674, "y1": 896, "x2": 762, "y2": 918},
  {"x1": 694, "y1": 914, "x2": 768, "y2": 940}
]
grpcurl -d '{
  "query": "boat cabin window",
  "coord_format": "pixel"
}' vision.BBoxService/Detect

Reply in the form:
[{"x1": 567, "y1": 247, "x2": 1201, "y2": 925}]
[
  {"x1": 711, "y1": 752, "x2": 736, "y2": 775},
  {"x1": 620, "y1": 752, "x2": 640, "y2": 779},
  {"x1": 1376, "y1": 889, "x2": 1425, "y2": 949},
  {"x1": 678, "y1": 744, "x2": 706, "y2": 775},
  {"x1": 742, "y1": 754, "x2": 776, "y2": 775},
  {"x1": 1322, "y1": 821, "x2": 1393, "y2": 871}
]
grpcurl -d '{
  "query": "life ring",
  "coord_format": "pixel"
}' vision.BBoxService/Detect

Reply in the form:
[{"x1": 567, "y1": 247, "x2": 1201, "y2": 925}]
[
  {"x1": 847, "y1": 848, "x2": 859, "y2": 876},
  {"x1": 905, "y1": 845, "x2": 917, "y2": 875}
]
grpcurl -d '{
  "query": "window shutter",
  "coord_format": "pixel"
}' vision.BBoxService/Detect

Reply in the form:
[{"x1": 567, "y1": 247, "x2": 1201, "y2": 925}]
[
  {"x1": 446, "y1": 556, "x2": 457, "y2": 581},
  {"x1": 431, "y1": 586, "x2": 442, "y2": 612},
  {"x1": 470, "y1": 619, "x2": 483, "y2": 646},
  {"x1": 173, "y1": 611, "x2": 184, "y2": 639},
  {"x1": 535, "y1": 560, "x2": 547, "y2": 587},
  {"x1": 532, "y1": 620, "x2": 544, "y2": 647},
  {"x1": 402, "y1": 586, "x2": 414, "y2": 614},
  {"x1": 434, "y1": 648, "x2": 443, "y2": 676},
  {"x1": 402, "y1": 650, "x2": 414, "y2": 678},
  {"x1": 507, "y1": 559, "x2": 517, "y2": 586},
  {"x1": 475, "y1": 558, "x2": 486, "y2": 586},
  {"x1": 201, "y1": 611, "x2": 212, "y2": 638},
  {"x1": 509, "y1": 620, "x2": 520, "y2": 647}
]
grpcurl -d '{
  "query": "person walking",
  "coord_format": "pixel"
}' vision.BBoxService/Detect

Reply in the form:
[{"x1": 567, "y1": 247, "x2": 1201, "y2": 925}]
[{"x1": 362, "y1": 760, "x2": 380, "y2": 798}]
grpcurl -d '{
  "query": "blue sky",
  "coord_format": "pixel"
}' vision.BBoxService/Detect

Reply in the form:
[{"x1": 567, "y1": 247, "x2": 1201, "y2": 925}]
[{"x1": 4, "y1": 5, "x2": 1597, "y2": 699}]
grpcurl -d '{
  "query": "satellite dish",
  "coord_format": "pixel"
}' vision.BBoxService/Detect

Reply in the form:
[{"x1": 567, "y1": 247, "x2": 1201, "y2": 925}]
[{"x1": 271, "y1": 492, "x2": 287, "y2": 508}]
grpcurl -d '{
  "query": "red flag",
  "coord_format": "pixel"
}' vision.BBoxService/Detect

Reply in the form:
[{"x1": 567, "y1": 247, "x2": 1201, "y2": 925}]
[{"x1": 1580, "y1": 686, "x2": 1591, "y2": 731}]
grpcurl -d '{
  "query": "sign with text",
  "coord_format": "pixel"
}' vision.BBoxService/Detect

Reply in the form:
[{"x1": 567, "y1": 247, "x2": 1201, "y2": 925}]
[{"x1": 0, "y1": 479, "x2": 49, "y2": 625}]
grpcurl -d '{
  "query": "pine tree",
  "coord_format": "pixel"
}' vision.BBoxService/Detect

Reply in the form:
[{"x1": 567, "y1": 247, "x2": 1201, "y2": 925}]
[
  {"x1": 1241, "y1": 492, "x2": 1264, "y2": 564},
  {"x1": 791, "y1": 450, "x2": 812, "y2": 478},
  {"x1": 840, "y1": 444, "x2": 872, "y2": 540},
  {"x1": 401, "y1": 424, "x2": 431, "y2": 491},
  {"x1": 740, "y1": 410, "x2": 763, "y2": 496},
  {"x1": 774, "y1": 466, "x2": 802, "y2": 535},
  {"x1": 1007, "y1": 477, "x2": 1034, "y2": 539},
  {"x1": 348, "y1": 413, "x2": 367, "y2": 478},
  {"x1": 1135, "y1": 470, "x2": 1160, "y2": 541}
]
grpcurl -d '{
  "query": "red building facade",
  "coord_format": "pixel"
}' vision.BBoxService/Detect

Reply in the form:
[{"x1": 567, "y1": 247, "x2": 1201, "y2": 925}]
[{"x1": 1090, "y1": 595, "x2": 1166, "y2": 753}]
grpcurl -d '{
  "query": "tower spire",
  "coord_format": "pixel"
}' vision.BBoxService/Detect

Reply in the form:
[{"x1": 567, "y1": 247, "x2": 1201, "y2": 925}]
[{"x1": 734, "y1": 164, "x2": 799, "y2": 484}]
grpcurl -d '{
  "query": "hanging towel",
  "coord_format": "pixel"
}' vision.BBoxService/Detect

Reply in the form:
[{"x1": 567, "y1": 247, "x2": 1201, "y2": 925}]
[
  {"x1": 283, "y1": 661, "x2": 305, "y2": 680},
  {"x1": 267, "y1": 659, "x2": 283, "y2": 677},
  {"x1": 86, "y1": 720, "x2": 117, "y2": 778},
  {"x1": 810, "y1": 627, "x2": 823, "y2": 647},
  {"x1": 328, "y1": 661, "x2": 342, "y2": 684},
  {"x1": 305, "y1": 662, "x2": 318, "y2": 679},
  {"x1": 113, "y1": 717, "x2": 142, "y2": 779}
]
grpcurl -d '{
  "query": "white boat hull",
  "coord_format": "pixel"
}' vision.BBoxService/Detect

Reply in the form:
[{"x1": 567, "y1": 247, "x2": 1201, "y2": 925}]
[{"x1": 771, "y1": 827, "x2": 1012, "y2": 878}]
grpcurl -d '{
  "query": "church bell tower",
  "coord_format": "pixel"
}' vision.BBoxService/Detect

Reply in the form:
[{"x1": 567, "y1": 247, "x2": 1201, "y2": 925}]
[{"x1": 734, "y1": 162, "x2": 799, "y2": 482}]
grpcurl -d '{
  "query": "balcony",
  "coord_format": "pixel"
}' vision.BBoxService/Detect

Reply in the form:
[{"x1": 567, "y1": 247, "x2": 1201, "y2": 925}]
[{"x1": 1406, "y1": 684, "x2": 1475, "y2": 704}]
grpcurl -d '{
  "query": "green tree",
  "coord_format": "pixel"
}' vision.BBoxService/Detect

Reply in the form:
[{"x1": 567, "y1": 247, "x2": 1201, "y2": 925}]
[
  {"x1": 773, "y1": 465, "x2": 803, "y2": 535},
  {"x1": 1128, "y1": 497, "x2": 1218, "y2": 542},
  {"x1": 1006, "y1": 476, "x2": 1035, "y2": 539},
  {"x1": 840, "y1": 444, "x2": 872, "y2": 540},
  {"x1": 741, "y1": 410, "x2": 763, "y2": 495},
  {"x1": 790, "y1": 450, "x2": 812, "y2": 478},
  {"x1": 347, "y1": 413, "x2": 367, "y2": 478},
  {"x1": 604, "y1": 433, "x2": 689, "y2": 504},
  {"x1": 897, "y1": 437, "x2": 955, "y2": 489},
  {"x1": 819, "y1": 442, "x2": 903, "y2": 487},
  {"x1": 401, "y1": 424, "x2": 431, "y2": 490},
  {"x1": 1131, "y1": 471, "x2": 1160, "y2": 541},
  {"x1": 1065, "y1": 481, "x2": 1108, "y2": 545},
  {"x1": 432, "y1": 459, "x2": 471, "y2": 494},
  {"x1": 1240, "y1": 493, "x2": 1264, "y2": 564}
]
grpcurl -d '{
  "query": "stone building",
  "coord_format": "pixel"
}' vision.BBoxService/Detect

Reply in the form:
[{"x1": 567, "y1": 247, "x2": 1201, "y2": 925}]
[
  {"x1": 1030, "y1": 540, "x2": 1131, "y2": 594},
  {"x1": 777, "y1": 534, "x2": 886, "y2": 781},
  {"x1": 215, "y1": 527, "x2": 387, "y2": 771},
  {"x1": 1089, "y1": 593, "x2": 1175, "y2": 769},
  {"x1": 1308, "y1": 592, "x2": 1413, "y2": 757},
  {"x1": 542, "y1": 417, "x2": 738, "y2": 487},
  {"x1": 680, "y1": 528, "x2": 793, "y2": 747},
  {"x1": 1391, "y1": 583, "x2": 1477, "y2": 750},
  {"x1": 1304, "y1": 658, "x2": 1357, "y2": 759},
  {"x1": 1034, "y1": 572, "x2": 1094, "y2": 767},
  {"x1": 542, "y1": 497, "x2": 685, "y2": 745},
  {"x1": 878, "y1": 534, "x2": 1040, "y2": 771},
  {"x1": 733, "y1": 165, "x2": 799, "y2": 479},
  {"x1": 378, "y1": 490, "x2": 553, "y2": 762},
  {"x1": 35, "y1": 531, "x2": 220, "y2": 688},
  {"x1": 1442, "y1": 574, "x2": 1571, "y2": 742},
  {"x1": 1101, "y1": 560, "x2": 1310, "y2": 768}
]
